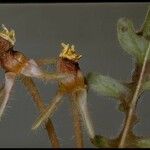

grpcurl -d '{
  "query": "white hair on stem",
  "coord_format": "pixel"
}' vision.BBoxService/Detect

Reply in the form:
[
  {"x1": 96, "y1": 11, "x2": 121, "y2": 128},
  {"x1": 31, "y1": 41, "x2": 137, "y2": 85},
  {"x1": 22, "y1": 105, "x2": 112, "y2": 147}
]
[
  {"x1": 70, "y1": 93, "x2": 84, "y2": 148},
  {"x1": 74, "y1": 88, "x2": 95, "y2": 139},
  {"x1": 0, "y1": 72, "x2": 16, "y2": 119},
  {"x1": 21, "y1": 59, "x2": 72, "y2": 81},
  {"x1": 21, "y1": 59, "x2": 43, "y2": 77}
]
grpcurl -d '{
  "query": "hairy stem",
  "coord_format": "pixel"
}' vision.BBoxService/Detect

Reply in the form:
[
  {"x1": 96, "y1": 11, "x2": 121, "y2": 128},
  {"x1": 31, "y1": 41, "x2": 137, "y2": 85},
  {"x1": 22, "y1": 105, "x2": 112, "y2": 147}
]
[
  {"x1": 118, "y1": 43, "x2": 150, "y2": 148},
  {"x1": 19, "y1": 75, "x2": 60, "y2": 148},
  {"x1": 0, "y1": 72, "x2": 16, "y2": 119},
  {"x1": 35, "y1": 58, "x2": 57, "y2": 66},
  {"x1": 32, "y1": 91, "x2": 64, "y2": 130},
  {"x1": 40, "y1": 71, "x2": 69, "y2": 81},
  {"x1": 70, "y1": 94, "x2": 84, "y2": 148},
  {"x1": 75, "y1": 89, "x2": 95, "y2": 139}
]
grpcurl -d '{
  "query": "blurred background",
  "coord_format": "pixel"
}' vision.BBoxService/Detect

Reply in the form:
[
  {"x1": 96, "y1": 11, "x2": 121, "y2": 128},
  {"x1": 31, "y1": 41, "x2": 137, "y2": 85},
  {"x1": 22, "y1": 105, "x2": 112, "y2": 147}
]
[{"x1": 0, "y1": 2, "x2": 149, "y2": 148}]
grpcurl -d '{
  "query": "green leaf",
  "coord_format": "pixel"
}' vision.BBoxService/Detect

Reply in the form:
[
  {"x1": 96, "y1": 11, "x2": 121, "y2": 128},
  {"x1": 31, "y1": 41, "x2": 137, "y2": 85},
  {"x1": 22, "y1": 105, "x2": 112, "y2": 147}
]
[
  {"x1": 136, "y1": 138, "x2": 150, "y2": 148},
  {"x1": 117, "y1": 17, "x2": 149, "y2": 64},
  {"x1": 86, "y1": 73, "x2": 129, "y2": 98},
  {"x1": 141, "y1": 6, "x2": 150, "y2": 40},
  {"x1": 90, "y1": 135, "x2": 110, "y2": 148},
  {"x1": 142, "y1": 80, "x2": 150, "y2": 90}
]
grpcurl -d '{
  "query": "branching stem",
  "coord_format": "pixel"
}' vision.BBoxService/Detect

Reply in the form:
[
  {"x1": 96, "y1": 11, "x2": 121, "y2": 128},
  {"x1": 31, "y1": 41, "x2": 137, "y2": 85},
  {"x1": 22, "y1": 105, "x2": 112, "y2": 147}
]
[{"x1": 118, "y1": 43, "x2": 150, "y2": 148}]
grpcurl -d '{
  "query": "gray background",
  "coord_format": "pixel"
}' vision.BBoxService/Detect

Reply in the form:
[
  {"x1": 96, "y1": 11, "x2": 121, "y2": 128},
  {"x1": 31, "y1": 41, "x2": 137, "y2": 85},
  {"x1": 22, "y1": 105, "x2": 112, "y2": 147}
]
[{"x1": 0, "y1": 3, "x2": 149, "y2": 148}]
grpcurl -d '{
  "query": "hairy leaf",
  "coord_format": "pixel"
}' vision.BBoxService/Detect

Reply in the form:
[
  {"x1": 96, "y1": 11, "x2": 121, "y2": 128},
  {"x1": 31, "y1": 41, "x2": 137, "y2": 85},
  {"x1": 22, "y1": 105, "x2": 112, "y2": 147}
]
[
  {"x1": 90, "y1": 135, "x2": 110, "y2": 148},
  {"x1": 142, "y1": 80, "x2": 150, "y2": 90},
  {"x1": 117, "y1": 17, "x2": 149, "y2": 63},
  {"x1": 86, "y1": 73, "x2": 129, "y2": 98},
  {"x1": 141, "y1": 6, "x2": 150, "y2": 40},
  {"x1": 136, "y1": 138, "x2": 150, "y2": 148}
]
